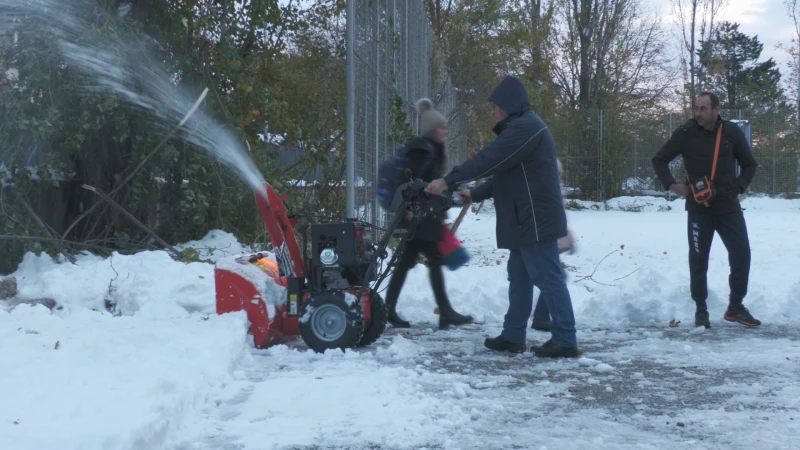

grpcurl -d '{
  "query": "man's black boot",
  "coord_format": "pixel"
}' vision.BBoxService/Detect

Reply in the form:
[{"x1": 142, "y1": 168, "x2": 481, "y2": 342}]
[
  {"x1": 484, "y1": 335, "x2": 525, "y2": 353},
  {"x1": 529, "y1": 339, "x2": 579, "y2": 358},
  {"x1": 531, "y1": 318, "x2": 551, "y2": 332}
]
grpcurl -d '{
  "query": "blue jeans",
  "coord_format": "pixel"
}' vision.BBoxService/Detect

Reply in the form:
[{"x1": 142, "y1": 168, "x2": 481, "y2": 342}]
[
  {"x1": 502, "y1": 240, "x2": 577, "y2": 348},
  {"x1": 532, "y1": 264, "x2": 567, "y2": 322},
  {"x1": 532, "y1": 293, "x2": 550, "y2": 323}
]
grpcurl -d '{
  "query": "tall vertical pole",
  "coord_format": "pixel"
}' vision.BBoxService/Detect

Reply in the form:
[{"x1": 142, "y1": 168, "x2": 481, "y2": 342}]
[
  {"x1": 598, "y1": 110, "x2": 604, "y2": 201},
  {"x1": 405, "y1": 0, "x2": 409, "y2": 128},
  {"x1": 374, "y1": 0, "x2": 381, "y2": 228},
  {"x1": 634, "y1": 137, "x2": 638, "y2": 186},
  {"x1": 345, "y1": 0, "x2": 356, "y2": 219}
]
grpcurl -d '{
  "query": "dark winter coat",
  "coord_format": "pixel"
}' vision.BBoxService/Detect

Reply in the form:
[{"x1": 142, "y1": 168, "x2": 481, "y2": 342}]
[
  {"x1": 404, "y1": 136, "x2": 447, "y2": 242},
  {"x1": 652, "y1": 116, "x2": 758, "y2": 215},
  {"x1": 442, "y1": 76, "x2": 567, "y2": 249}
]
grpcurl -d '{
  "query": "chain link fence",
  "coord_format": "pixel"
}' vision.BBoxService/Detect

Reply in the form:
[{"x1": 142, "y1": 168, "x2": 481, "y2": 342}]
[
  {"x1": 348, "y1": 0, "x2": 459, "y2": 232},
  {"x1": 435, "y1": 73, "x2": 466, "y2": 172},
  {"x1": 543, "y1": 109, "x2": 800, "y2": 201},
  {"x1": 347, "y1": 1, "x2": 800, "y2": 221}
]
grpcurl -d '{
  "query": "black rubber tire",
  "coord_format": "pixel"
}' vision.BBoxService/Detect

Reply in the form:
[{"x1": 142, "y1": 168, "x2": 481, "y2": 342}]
[
  {"x1": 300, "y1": 290, "x2": 364, "y2": 353},
  {"x1": 358, "y1": 291, "x2": 388, "y2": 347}
]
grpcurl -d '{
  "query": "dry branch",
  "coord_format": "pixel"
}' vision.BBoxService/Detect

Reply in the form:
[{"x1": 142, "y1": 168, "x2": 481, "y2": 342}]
[
  {"x1": 574, "y1": 249, "x2": 640, "y2": 287},
  {"x1": 61, "y1": 88, "x2": 209, "y2": 240},
  {"x1": 81, "y1": 184, "x2": 182, "y2": 259},
  {"x1": 11, "y1": 188, "x2": 77, "y2": 264}
]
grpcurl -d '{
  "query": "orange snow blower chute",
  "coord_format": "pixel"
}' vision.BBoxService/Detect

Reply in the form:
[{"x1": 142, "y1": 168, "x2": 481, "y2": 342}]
[
  {"x1": 252, "y1": 255, "x2": 279, "y2": 272},
  {"x1": 214, "y1": 180, "x2": 453, "y2": 352}
]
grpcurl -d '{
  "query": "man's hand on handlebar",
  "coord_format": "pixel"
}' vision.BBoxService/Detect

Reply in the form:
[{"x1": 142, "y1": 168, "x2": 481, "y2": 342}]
[
  {"x1": 456, "y1": 189, "x2": 472, "y2": 206},
  {"x1": 427, "y1": 178, "x2": 448, "y2": 195}
]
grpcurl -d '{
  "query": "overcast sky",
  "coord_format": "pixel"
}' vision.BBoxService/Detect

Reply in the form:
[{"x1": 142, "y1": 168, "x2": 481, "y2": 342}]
[
  {"x1": 723, "y1": 0, "x2": 796, "y2": 71},
  {"x1": 655, "y1": 0, "x2": 797, "y2": 73}
]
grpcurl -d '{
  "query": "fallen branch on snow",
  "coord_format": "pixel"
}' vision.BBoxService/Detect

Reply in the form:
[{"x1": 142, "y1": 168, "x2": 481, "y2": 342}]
[{"x1": 573, "y1": 249, "x2": 640, "y2": 287}]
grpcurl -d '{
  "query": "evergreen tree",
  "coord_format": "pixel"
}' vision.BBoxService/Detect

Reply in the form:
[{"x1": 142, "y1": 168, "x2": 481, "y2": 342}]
[{"x1": 698, "y1": 21, "x2": 787, "y2": 112}]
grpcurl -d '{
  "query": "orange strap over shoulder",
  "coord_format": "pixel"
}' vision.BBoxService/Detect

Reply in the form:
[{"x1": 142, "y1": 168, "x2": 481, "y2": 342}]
[
  {"x1": 685, "y1": 123, "x2": 723, "y2": 207},
  {"x1": 686, "y1": 123, "x2": 723, "y2": 182},
  {"x1": 710, "y1": 123, "x2": 722, "y2": 180}
]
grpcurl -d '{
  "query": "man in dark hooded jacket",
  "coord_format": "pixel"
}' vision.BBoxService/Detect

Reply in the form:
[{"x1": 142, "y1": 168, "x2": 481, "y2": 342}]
[{"x1": 428, "y1": 76, "x2": 579, "y2": 357}]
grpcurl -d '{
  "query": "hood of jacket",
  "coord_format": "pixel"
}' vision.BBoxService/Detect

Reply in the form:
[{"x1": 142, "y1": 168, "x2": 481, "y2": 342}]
[{"x1": 488, "y1": 76, "x2": 531, "y2": 119}]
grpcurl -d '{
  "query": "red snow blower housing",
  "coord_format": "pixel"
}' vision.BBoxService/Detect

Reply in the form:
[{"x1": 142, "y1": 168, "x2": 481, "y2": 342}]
[{"x1": 215, "y1": 177, "x2": 452, "y2": 353}]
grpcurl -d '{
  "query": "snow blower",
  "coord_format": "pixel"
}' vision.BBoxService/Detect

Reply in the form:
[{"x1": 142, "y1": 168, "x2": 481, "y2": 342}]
[{"x1": 214, "y1": 178, "x2": 452, "y2": 353}]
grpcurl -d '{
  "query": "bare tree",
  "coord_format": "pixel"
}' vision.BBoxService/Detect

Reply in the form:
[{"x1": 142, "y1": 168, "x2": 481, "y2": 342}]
[
  {"x1": 781, "y1": 0, "x2": 800, "y2": 113},
  {"x1": 427, "y1": 0, "x2": 519, "y2": 153},
  {"x1": 549, "y1": 0, "x2": 674, "y2": 111},
  {"x1": 511, "y1": 0, "x2": 556, "y2": 82},
  {"x1": 671, "y1": 0, "x2": 728, "y2": 108}
]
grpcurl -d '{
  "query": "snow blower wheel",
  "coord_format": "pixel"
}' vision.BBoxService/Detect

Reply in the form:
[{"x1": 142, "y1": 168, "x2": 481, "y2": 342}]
[
  {"x1": 358, "y1": 292, "x2": 387, "y2": 347},
  {"x1": 300, "y1": 291, "x2": 364, "y2": 353}
]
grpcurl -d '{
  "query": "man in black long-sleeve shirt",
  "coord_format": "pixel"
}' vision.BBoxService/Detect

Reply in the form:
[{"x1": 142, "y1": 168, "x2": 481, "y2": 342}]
[{"x1": 652, "y1": 92, "x2": 760, "y2": 328}]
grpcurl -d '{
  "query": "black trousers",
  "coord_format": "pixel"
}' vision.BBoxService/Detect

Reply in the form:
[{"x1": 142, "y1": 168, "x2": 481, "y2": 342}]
[
  {"x1": 687, "y1": 211, "x2": 751, "y2": 308},
  {"x1": 384, "y1": 238, "x2": 453, "y2": 313}
]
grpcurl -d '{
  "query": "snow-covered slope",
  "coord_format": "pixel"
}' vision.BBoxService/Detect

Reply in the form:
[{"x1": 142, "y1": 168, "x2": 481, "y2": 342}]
[{"x1": 2, "y1": 197, "x2": 799, "y2": 450}]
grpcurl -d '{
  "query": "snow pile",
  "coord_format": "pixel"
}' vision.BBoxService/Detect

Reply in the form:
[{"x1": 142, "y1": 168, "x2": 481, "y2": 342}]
[
  {"x1": 171, "y1": 343, "x2": 476, "y2": 450},
  {"x1": 11, "y1": 250, "x2": 217, "y2": 316},
  {"x1": 397, "y1": 196, "x2": 800, "y2": 329},
  {"x1": 741, "y1": 194, "x2": 800, "y2": 211},
  {"x1": 569, "y1": 195, "x2": 682, "y2": 212},
  {"x1": 1, "y1": 233, "x2": 254, "y2": 450},
  {"x1": 175, "y1": 229, "x2": 262, "y2": 262},
  {"x1": 0, "y1": 305, "x2": 248, "y2": 450},
  {"x1": 3, "y1": 195, "x2": 800, "y2": 449},
  {"x1": 567, "y1": 194, "x2": 800, "y2": 214}
]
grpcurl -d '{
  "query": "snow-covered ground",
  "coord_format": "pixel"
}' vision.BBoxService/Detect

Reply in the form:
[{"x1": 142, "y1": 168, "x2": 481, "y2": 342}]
[{"x1": 2, "y1": 195, "x2": 800, "y2": 450}]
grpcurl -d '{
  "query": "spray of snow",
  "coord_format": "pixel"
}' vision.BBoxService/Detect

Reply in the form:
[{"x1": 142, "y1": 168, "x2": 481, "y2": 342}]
[{"x1": 0, "y1": 0, "x2": 267, "y2": 192}]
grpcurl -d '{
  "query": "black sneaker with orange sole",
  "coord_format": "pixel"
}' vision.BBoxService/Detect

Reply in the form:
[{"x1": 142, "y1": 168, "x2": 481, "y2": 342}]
[{"x1": 724, "y1": 306, "x2": 761, "y2": 327}]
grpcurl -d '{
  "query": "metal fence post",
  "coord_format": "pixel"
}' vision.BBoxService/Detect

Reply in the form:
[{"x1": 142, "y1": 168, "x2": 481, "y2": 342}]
[
  {"x1": 345, "y1": 0, "x2": 355, "y2": 218},
  {"x1": 598, "y1": 109, "x2": 604, "y2": 201},
  {"x1": 347, "y1": 0, "x2": 450, "y2": 233},
  {"x1": 373, "y1": 0, "x2": 381, "y2": 228},
  {"x1": 634, "y1": 137, "x2": 638, "y2": 183}
]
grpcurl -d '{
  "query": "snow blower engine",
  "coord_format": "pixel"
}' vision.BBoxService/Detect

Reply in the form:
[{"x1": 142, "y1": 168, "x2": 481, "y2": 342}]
[{"x1": 214, "y1": 176, "x2": 451, "y2": 353}]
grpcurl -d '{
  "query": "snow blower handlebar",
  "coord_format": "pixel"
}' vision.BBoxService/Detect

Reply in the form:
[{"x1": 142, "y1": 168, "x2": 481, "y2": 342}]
[{"x1": 354, "y1": 177, "x2": 452, "y2": 302}]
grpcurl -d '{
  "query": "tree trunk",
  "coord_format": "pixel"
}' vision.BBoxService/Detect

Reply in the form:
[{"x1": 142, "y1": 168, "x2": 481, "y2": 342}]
[{"x1": 577, "y1": 0, "x2": 594, "y2": 108}]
